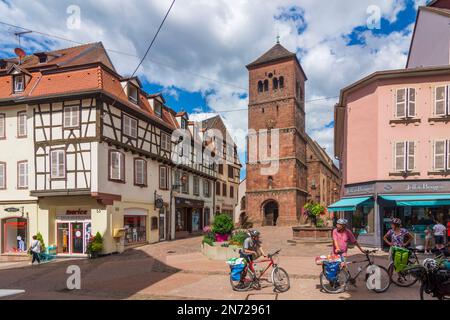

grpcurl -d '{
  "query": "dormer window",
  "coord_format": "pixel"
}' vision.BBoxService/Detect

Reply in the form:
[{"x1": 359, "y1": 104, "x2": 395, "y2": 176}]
[
  {"x1": 13, "y1": 75, "x2": 25, "y2": 93},
  {"x1": 39, "y1": 56, "x2": 47, "y2": 63},
  {"x1": 181, "y1": 118, "x2": 187, "y2": 129},
  {"x1": 154, "y1": 101, "x2": 162, "y2": 118},
  {"x1": 127, "y1": 83, "x2": 139, "y2": 104}
]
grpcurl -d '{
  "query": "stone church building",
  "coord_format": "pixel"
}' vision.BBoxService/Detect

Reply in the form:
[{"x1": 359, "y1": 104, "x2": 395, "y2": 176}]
[{"x1": 244, "y1": 42, "x2": 341, "y2": 227}]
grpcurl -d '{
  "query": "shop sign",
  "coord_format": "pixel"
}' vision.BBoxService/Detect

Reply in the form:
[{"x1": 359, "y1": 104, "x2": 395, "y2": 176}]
[
  {"x1": 66, "y1": 209, "x2": 89, "y2": 215},
  {"x1": 175, "y1": 197, "x2": 204, "y2": 209},
  {"x1": 344, "y1": 184, "x2": 375, "y2": 196},
  {"x1": 4, "y1": 207, "x2": 21, "y2": 213},
  {"x1": 377, "y1": 181, "x2": 450, "y2": 194}
]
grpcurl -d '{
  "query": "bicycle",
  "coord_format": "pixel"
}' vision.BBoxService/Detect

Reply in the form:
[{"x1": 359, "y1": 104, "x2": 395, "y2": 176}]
[
  {"x1": 319, "y1": 250, "x2": 391, "y2": 294},
  {"x1": 387, "y1": 247, "x2": 420, "y2": 287},
  {"x1": 399, "y1": 254, "x2": 450, "y2": 300},
  {"x1": 230, "y1": 249, "x2": 290, "y2": 293}
]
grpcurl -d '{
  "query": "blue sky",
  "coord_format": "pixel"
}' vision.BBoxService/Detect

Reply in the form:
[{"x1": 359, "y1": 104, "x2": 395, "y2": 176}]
[{"x1": 0, "y1": 0, "x2": 427, "y2": 180}]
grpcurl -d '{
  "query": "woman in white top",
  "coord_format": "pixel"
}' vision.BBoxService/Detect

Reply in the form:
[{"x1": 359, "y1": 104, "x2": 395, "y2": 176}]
[{"x1": 433, "y1": 220, "x2": 446, "y2": 251}]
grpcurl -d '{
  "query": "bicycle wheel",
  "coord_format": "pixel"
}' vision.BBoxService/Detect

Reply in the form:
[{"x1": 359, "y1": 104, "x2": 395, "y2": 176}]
[
  {"x1": 365, "y1": 265, "x2": 391, "y2": 293},
  {"x1": 271, "y1": 267, "x2": 290, "y2": 293},
  {"x1": 388, "y1": 262, "x2": 418, "y2": 287},
  {"x1": 420, "y1": 281, "x2": 438, "y2": 300},
  {"x1": 230, "y1": 268, "x2": 253, "y2": 292},
  {"x1": 319, "y1": 269, "x2": 349, "y2": 294}
]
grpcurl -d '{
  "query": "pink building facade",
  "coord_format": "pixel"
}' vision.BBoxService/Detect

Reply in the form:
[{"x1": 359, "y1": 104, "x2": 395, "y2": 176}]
[{"x1": 332, "y1": 67, "x2": 450, "y2": 248}]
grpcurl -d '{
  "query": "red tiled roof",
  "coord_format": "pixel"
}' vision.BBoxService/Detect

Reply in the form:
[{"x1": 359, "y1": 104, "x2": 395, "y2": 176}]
[
  {"x1": 0, "y1": 42, "x2": 182, "y2": 131},
  {"x1": 1, "y1": 42, "x2": 115, "y2": 71}
]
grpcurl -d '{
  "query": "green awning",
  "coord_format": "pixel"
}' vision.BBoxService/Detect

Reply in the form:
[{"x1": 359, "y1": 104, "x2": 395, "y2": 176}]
[
  {"x1": 328, "y1": 197, "x2": 372, "y2": 212},
  {"x1": 379, "y1": 195, "x2": 450, "y2": 207}
]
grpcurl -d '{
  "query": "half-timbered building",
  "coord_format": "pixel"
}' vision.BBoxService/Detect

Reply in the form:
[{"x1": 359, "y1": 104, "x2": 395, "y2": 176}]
[{"x1": 0, "y1": 42, "x2": 217, "y2": 256}]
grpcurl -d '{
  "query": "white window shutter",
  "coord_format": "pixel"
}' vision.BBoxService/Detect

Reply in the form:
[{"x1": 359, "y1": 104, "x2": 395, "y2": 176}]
[
  {"x1": 396, "y1": 88, "x2": 406, "y2": 118},
  {"x1": 0, "y1": 164, "x2": 5, "y2": 188},
  {"x1": 64, "y1": 107, "x2": 71, "y2": 127},
  {"x1": 434, "y1": 140, "x2": 446, "y2": 171},
  {"x1": 407, "y1": 141, "x2": 415, "y2": 171},
  {"x1": 435, "y1": 86, "x2": 446, "y2": 116},
  {"x1": 447, "y1": 140, "x2": 450, "y2": 170},
  {"x1": 51, "y1": 151, "x2": 58, "y2": 177},
  {"x1": 395, "y1": 142, "x2": 405, "y2": 171},
  {"x1": 111, "y1": 152, "x2": 119, "y2": 180},
  {"x1": 408, "y1": 88, "x2": 416, "y2": 117},
  {"x1": 0, "y1": 116, "x2": 4, "y2": 138},
  {"x1": 447, "y1": 86, "x2": 450, "y2": 116},
  {"x1": 58, "y1": 151, "x2": 65, "y2": 177},
  {"x1": 72, "y1": 107, "x2": 79, "y2": 127}
]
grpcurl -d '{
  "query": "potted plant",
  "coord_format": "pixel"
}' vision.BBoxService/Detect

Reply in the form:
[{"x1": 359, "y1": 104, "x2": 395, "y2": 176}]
[
  {"x1": 303, "y1": 203, "x2": 326, "y2": 227},
  {"x1": 202, "y1": 226, "x2": 215, "y2": 246},
  {"x1": 212, "y1": 214, "x2": 234, "y2": 242},
  {"x1": 87, "y1": 232, "x2": 103, "y2": 259}
]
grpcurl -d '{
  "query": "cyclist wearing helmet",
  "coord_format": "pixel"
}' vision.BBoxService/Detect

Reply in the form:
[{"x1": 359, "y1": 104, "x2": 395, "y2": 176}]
[
  {"x1": 242, "y1": 230, "x2": 266, "y2": 262},
  {"x1": 383, "y1": 218, "x2": 412, "y2": 248},
  {"x1": 332, "y1": 218, "x2": 365, "y2": 256}
]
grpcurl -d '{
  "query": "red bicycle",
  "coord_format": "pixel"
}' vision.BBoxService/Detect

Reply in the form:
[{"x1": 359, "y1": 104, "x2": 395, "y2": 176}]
[{"x1": 230, "y1": 249, "x2": 290, "y2": 292}]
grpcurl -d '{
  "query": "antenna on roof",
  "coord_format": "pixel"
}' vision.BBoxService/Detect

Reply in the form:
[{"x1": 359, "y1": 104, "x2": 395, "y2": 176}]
[
  {"x1": 276, "y1": 29, "x2": 280, "y2": 44},
  {"x1": 14, "y1": 30, "x2": 32, "y2": 65}
]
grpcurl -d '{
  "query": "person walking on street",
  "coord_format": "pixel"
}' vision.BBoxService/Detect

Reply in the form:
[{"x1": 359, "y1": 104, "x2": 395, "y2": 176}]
[
  {"x1": 30, "y1": 235, "x2": 41, "y2": 265},
  {"x1": 433, "y1": 219, "x2": 446, "y2": 251}
]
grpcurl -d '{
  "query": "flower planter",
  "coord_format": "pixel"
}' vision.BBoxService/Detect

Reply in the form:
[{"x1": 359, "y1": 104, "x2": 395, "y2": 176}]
[
  {"x1": 201, "y1": 242, "x2": 240, "y2": 261},
  {"x1": 215, "y1": 233, "x2": 230, "y2": 242}
]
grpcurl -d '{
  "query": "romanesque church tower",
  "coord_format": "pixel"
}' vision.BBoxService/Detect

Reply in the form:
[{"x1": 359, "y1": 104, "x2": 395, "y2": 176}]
[{"x1": 245, "y1": 42, "x2": 308, "y2": 226}]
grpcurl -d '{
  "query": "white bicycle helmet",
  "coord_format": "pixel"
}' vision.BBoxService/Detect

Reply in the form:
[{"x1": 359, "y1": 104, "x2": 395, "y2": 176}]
[
  {"x1": 422, "y1": 258, "x2": 438, "y2": 271},
  {"x1": 336, "y1": 218, "x2": 348, "y2": 225}
]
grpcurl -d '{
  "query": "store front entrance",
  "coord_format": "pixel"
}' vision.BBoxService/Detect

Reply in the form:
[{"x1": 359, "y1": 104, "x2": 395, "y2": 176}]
[
  {"x1": 56, "y1": 221, "x2": 92, "y2": 255},
  {"x1": 175, "y1": 197, "x2": 205, "y2": 238},
  {"x1": 2, "y1": 217, "x2": 28, "y2": 254}
]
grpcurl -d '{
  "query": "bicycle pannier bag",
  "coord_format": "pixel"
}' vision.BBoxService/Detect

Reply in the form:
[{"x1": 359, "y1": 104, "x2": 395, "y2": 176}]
[
  {"x1": 324, "y1": 261, "x2": 341, "y2": 282},
  {"x1": 392, "y1": 247, "x2": 409, "y2": 272},
  {"x1": 230, "y1": 264, "x2": 246, "y2": 281}
]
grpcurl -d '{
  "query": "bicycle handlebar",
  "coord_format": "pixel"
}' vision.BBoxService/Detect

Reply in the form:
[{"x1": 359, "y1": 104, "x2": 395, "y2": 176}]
[{"x1": 268, "y1": 249, "x2": 281, "y2": 258}]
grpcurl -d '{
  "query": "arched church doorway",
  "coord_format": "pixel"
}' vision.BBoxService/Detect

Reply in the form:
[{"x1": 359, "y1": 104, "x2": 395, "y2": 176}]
[{"x1": 263, "y1": 201, "x2": 279, "y2": 226}]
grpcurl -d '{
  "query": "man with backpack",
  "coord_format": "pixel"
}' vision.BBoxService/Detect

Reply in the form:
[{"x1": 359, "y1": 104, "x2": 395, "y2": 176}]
[{"x1": 241, "y1": 230, "x2": 266, "y2": 262}]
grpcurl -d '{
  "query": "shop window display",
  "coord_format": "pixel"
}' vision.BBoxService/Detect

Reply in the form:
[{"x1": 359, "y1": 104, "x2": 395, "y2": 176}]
[
  {"x1": 352, "y1": 205, "x2": 374, "y2": 236},
  {"x1": 124, "y1": 216, "x2": 147, "y2": 244},
  {"x1": 176, "y1": 209, "x2": 187, "y2": 232},
  {"x1": 192, "y1": 209, "x2": 200, "y2": 232},
  {"x1": 2, "y1": 218, "x2": 27, "y2": 253}
]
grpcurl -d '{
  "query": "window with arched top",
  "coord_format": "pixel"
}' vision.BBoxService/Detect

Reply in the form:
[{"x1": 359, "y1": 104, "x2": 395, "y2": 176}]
[
  {"x1": 273, "y1": 78, "x2": 279, "y2": 90},
  {"x1": 264, "y1": 80, "x2": 269, "y2": 92},
  {"x1": 279, "y1": 76, "x2": 284, "y2": 89},
  {"x1": 258, "y1": 81, "x2": 263, "y2": 93}
]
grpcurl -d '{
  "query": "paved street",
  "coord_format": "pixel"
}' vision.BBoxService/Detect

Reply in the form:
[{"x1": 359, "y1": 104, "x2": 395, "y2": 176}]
[{"x1": 0, "y1": 227, "x2": 423, "y2": 300}]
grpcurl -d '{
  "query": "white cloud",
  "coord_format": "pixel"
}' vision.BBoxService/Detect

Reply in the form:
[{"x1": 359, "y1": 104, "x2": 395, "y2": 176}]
[{"x1": 0, "y1": 0, "x2": 416, "y2": 170}]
